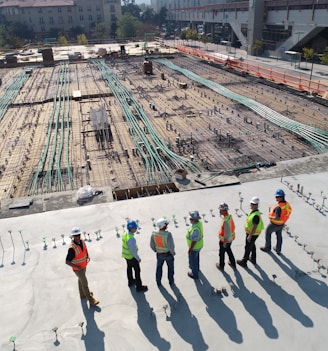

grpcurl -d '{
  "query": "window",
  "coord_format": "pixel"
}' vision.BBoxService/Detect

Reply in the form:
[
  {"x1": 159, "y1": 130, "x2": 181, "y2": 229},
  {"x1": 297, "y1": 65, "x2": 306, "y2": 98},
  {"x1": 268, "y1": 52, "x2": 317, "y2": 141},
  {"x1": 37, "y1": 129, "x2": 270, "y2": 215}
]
[
  {"x1": 58, "y1": 8, "x2": 62, "y2": 13},
  {"x1": 67, "y1": 7, "x2": 72, "y2": 13},
  {"x1": 38, "y1": 8, "x2": 43, "y2": 14},
  {"x1": 80, "y1": 15, "x2": 84, "y2": 21},
  {"x1": 87, "y1": 6, "x2": 92, "y2": 12},
  {"x1": 58, "y1": 16, "x2": 64, "y2": 24},
  {"x1": 49, "y1": 16, "x2": 54, "y2": 24},
  {"x1": 68, "y1": 15, "x2": 73, "y2": 22},
  {"x1": 110, "y1": 5, "x2": 115, "y2": 12},
  {"x1": 78, "y1": 6, "x2": 83, "y2": 12},
  {"x1": 41, "y1": 26, "x2": 45, "y2": 32},
  {"x1": 96, "y1": 6, "x2": 100, "y2": 11},
  {"x1": 89, "y1": 14, "x2": 93, "y2": 21},
  {"x1": 39, "y1": 17, "x2": 44, "y2": 24},
  {"x1": 97, "y1": 14, "x2": 102, "y2": 21}
]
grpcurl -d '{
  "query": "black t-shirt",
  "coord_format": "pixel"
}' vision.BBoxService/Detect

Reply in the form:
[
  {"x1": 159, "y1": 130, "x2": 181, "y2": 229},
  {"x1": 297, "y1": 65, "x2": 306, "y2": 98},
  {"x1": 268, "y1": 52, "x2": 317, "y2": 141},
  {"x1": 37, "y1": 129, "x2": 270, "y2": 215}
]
[{"x1": 66, "y1": 241, "x2": 84, "y2": 262}]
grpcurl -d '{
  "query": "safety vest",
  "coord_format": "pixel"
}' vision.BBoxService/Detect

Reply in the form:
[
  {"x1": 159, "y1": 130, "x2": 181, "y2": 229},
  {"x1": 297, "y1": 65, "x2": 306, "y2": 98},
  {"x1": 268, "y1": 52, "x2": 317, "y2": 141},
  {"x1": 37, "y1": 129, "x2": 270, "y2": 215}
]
[
  {"x1": 218, "y1": 214, "x2": 235, "y2": 242},
  {"x1": 122, "y1": 232, "x2": 137, "y2": 259},
  {"x1": 70, "y1": 240, "x2": 88, "y2": 271},
  {"x1": 245, "y1": 210, "x2": 264, "y2": 235},
  {"x1": 152, "y1": 231, "x2": 169, "y2": 253},
  {"x1": 186, "y1": 221, "x2": 204, "y2": 250},
  {"x1": 269, "y1": 201, "x2": 292, "y2": 225}
]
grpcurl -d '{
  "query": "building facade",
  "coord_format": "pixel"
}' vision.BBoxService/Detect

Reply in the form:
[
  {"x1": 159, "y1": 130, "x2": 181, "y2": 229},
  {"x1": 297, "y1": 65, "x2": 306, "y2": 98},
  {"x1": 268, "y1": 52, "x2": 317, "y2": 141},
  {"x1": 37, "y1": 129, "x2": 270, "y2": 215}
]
[
  {"x1": 0, "y1": 0, "x2": 122, "y2": 40},
  {"x1": 160, "y1": 0, "x2": 328, "y2": 56}
]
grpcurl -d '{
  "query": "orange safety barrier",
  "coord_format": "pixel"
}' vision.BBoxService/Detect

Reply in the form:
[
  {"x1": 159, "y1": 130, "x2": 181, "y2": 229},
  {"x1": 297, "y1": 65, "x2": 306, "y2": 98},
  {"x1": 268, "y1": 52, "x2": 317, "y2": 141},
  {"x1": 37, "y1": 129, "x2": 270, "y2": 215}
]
[{"x1": 177, "y1": 45, "x2": 328, "y2": 98}]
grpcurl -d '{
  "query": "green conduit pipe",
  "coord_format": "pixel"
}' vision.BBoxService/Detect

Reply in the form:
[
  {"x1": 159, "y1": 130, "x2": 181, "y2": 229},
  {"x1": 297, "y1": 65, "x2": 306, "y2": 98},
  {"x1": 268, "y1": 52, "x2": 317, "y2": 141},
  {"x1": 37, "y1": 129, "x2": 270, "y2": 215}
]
[
  {"x1": 91, "y1": 59, "x2": 200, "y2": 184},
  {"x1": 155, "y1": 58, "x2": 328, "y2": 154}
]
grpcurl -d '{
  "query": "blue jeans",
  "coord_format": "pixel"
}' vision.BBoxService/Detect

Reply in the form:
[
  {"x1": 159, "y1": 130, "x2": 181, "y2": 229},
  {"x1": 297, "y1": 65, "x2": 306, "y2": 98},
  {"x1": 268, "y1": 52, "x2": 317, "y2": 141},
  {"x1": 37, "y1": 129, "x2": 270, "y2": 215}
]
[
  {"x1": 156, "y1": 253, "x2": 174, "y2": 284},
  {"x1": 265, "y1": 223, "x2": 283, "y2": 253},
  {"x1": 189, "y1": 250, "x2": 200, "y2": 278}
]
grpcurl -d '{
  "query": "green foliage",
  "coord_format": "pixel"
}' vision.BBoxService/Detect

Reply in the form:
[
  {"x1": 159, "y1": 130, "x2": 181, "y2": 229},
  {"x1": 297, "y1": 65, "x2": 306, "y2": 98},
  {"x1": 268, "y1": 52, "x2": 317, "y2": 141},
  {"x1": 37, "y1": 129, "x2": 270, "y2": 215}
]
[
  {"x1": 320, "y1": 47, "x2": 328, "y2": 65},
  {"x1": 302, "y1": 47, "x2": 315, "y2": 62},
  {"x1": 116, "y1": 13, "x2": 141, "y2": 39},
  {"x1": 122, "y1": 4, "x2": 141, "y2": 20},
  {"x1": 58, "y1": 35, "x2": 68, "y2": 46},
  {"x1": 252, "y1": 40, "x2": 263, "y2": 56},
  {"x1": 77, "y1": 34, "x2": 88, "y2": 45},
  {"x1": 90, "y1": 22, "x2": 109, "y2": 39}
]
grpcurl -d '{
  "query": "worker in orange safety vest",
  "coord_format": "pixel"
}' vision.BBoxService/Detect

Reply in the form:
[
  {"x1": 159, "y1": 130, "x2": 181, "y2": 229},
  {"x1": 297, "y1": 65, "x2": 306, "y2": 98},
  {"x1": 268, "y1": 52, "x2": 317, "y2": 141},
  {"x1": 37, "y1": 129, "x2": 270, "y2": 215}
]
[
  {"x1": 261, "y1": 189, "x2": 292, "y2": 255},
  {"x1": 150, "y1": 218, "x2": 175, "y2": 287}
]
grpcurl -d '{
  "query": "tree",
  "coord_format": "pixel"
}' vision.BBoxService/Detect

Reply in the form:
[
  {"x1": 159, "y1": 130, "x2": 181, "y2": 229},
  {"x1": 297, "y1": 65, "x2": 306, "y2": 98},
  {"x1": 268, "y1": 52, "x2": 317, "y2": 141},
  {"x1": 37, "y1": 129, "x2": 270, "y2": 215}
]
[
  {"x1": 90, "y1": 22, "x2": 109, "y2": 39},
  {"x1": 58, "y1": 35, "x2": 68, "y2": 46},
  {"x1": 77, "y1": 34, "x2": 88, "y2": 45},
  {"x1": 116, "y1": 13, "x2": 141, "y2": 39},
  {"x1": 122, "y1": 4, "x2": 141, "y2": 20},
  {"x1": 320, "y1": 47, "x2": 328, "y2": 65},
  {"x1": 141, "y1": 7, "x2": 155, "y2": 24},
  {"x1": 252, "y1": 40, "x2": 263, "y2": 57},
  {"x1": 302, "y1": 47, "x2": 315, "y2": 68}
]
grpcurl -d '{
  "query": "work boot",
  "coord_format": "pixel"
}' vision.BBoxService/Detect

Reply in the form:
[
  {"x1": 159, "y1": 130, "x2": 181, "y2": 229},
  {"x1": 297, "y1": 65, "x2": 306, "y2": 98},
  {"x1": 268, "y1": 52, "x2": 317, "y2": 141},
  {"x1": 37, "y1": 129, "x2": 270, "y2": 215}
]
[
  {"x1": 136, "y1": 285, "x2": 148, "y2": 292},
  {"x1": 237, "y1": 259, "x2": 247, "y2": 268},
  {"x1": 216, "y1": 263, "x2": 224, "y2": 271},
  {"x1": 228, "y1": 262, "x2": 237, "y2": 270},
  {"x1": 260, "y1": 247, "x2": 270, "y2": 253},
  {"x1": 249, "y1": 258, "x2": 257, "y2": 265}
]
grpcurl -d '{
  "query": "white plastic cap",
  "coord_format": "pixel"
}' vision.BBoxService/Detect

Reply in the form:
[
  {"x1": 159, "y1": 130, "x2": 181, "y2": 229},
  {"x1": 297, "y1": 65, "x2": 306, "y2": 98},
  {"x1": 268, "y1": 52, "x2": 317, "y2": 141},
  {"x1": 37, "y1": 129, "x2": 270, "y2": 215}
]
[{"x1": 250, "y1": 196, "x2": 260, "y2": 204}]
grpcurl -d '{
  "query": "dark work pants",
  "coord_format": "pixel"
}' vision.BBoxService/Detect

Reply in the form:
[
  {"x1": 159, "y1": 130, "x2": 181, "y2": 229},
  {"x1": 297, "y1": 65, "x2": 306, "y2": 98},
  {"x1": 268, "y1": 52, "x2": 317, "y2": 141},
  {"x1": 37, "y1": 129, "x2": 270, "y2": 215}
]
[
  {"x1": 219, "y1": 241, "x2": 236, "y2": 268},
  {"x1": 125, "y1": 258, "x2": 142, "y2": 288},
  {"x1": 242, "y1": 234, "x2": 259, "y2": 262},
  {"x1": 156, "y1": 253, "x2": 174, "y2": 284}
]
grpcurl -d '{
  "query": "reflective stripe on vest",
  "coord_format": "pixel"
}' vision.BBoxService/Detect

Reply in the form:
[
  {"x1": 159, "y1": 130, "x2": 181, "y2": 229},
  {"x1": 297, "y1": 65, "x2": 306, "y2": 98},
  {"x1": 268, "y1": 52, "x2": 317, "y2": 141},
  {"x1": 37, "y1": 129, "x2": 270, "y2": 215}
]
[
  {"x1": 122, "y1": 232, "x2": 137, "y2": 259},
  {"x1": 186, "y1": 221, "x2": 203, "y2": 250},
  {"x1": 245, "y1": 210, "x2": 264, "y2": 235},
  {"x1": 218, "y1": 214, "x2": 235, "y2": 242},
  {"x1": 269, "y1": 201, "x2": 292, "y2": 225},
  {"x1": 70, "y1": 240, "x2": 88, "y2": 270},
  {"x1": 152, "y1": 231, "x2": 169, "y2": 253}
]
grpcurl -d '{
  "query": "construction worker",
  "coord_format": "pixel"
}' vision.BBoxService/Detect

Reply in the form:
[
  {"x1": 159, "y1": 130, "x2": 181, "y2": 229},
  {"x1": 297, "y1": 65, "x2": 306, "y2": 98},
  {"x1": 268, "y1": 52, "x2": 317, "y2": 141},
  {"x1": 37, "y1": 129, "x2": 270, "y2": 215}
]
[
  {"x1": 216, "y1": 203, "x2": 236, "y2": 271},
  {"x1": 150, "y1": 218, "x2": 176, "y2": 287},
  {"x1": 122, "y1": 220, "x2": 148, "y2": 292},
  {"x1": 66, "y1": 227, "x2": 99, "y2": 306},
  {"x1": 261, "y1": 189, "x2": 292, "y2": 255},
  {"x1": 237, "y1": 197, "x2": 264, "y2": 267},
  {"x1": 186, "y1": 211, "x2": 203, "y2": 279}
]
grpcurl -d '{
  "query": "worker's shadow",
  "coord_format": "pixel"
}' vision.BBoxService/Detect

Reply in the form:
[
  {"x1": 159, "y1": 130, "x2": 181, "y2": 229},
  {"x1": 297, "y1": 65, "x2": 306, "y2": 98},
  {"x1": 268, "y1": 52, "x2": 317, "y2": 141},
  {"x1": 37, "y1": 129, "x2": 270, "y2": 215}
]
[
  {"x1": 231, "y1": 269, "x2": 278, "y2": 339},
  {"x1": 273, "y1": 253, "x2": 328, "y2": 309},
  {"x1": 130, "y1": 289, "x2": 171, "y2": 351},
  {"x1": 159, "y1": 284, "x2": 208, "y2": 351},
  {"x1": 81, "y1": 300, "x2": 105, "y2": 351},
  {"x1": 195, "y1": 272, "x2": 243, "y2": 343},
  {"x1": 247, "y1": 264, "x2": 313, "y2": 327}
]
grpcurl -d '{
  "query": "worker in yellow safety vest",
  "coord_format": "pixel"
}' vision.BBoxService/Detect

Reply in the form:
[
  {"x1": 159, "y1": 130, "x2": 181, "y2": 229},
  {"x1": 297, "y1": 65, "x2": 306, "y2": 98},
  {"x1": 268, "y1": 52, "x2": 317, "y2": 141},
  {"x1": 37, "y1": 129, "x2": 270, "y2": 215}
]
[
  {"x1": 150, "y1": 218, "x2": 176, "y2": 287},
  {"x1": 237, "y1": 197, "x2": 264, "y2": 267},
  {"x1": 261, "y1": 189, "x2": 292, "y2": 255},
  {"x1": 122, "y1": 220, "x2": 148, "y2": 292},
  {"x1": 186, "y1": 211, "x2": 203, "y2": 279}
]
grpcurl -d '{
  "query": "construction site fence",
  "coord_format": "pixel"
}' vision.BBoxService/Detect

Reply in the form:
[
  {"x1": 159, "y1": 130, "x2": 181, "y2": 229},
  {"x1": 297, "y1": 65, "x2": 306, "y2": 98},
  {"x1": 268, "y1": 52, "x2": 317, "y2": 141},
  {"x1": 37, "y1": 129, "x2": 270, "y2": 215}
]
[{"x1": 177, "y1": 45, "x2": 328, "y2": 99}]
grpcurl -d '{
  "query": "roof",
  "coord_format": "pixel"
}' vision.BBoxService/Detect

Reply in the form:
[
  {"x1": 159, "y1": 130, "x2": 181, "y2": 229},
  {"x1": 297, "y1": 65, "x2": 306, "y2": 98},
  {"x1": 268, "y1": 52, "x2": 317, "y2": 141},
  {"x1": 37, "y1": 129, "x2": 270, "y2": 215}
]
[
  {"x1": 0, "y1": 0, "x2": 73, "y2": 8},
  {"x1": 0, "y1": 156, "x2": 327, "y2": 350}
]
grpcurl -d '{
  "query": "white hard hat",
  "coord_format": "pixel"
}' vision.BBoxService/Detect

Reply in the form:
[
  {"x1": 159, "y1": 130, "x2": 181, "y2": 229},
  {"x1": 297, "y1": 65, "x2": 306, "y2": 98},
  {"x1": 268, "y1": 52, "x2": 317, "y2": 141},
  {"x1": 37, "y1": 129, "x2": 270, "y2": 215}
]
[
  {"x1": 156, "y1": 218, "x2": 169, "y2": 229},
  {"x1": 71, "y1": 226, "x2": 81, "y2": 236},
  {"x1": 250, "y1": 196, "x2": 260, "y2": 204}
]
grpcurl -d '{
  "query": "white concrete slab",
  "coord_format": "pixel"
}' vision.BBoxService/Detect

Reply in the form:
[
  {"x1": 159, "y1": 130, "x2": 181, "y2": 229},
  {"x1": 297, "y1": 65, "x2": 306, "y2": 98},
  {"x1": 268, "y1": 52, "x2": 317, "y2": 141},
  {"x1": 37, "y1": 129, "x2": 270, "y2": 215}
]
[{"x1": 0, "y1": 172, "x2": 327, "y2": 350}]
